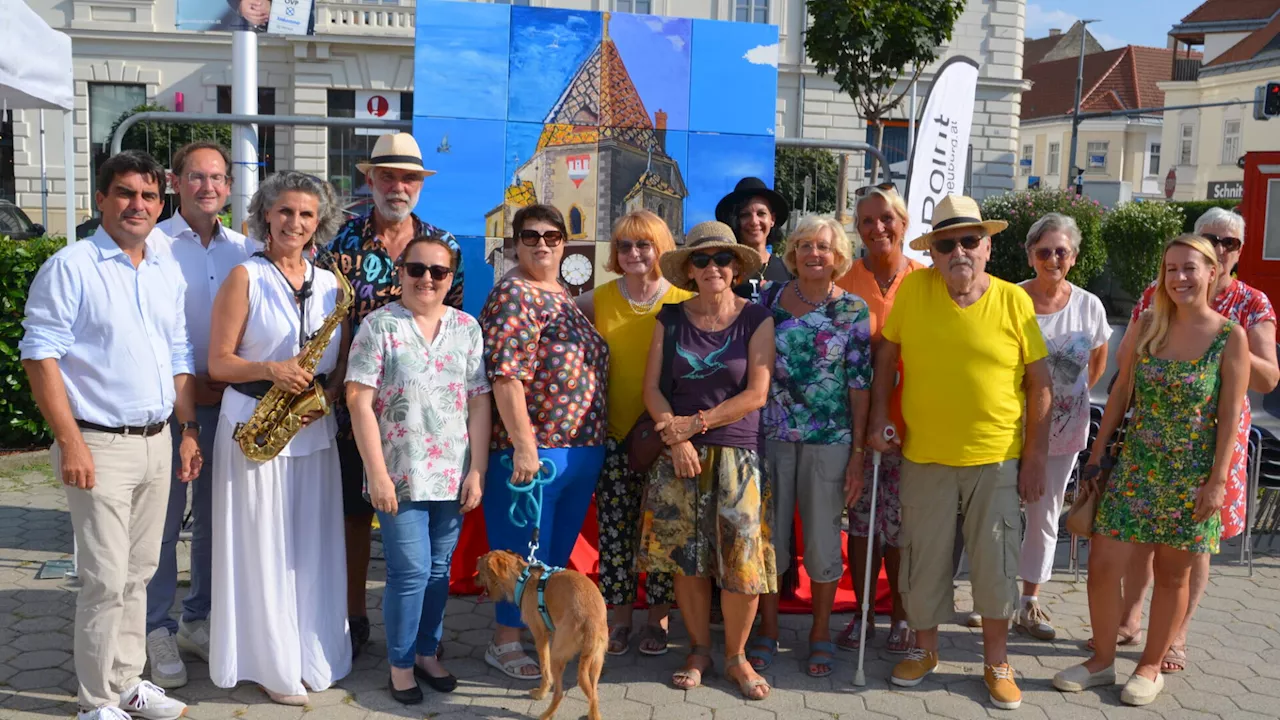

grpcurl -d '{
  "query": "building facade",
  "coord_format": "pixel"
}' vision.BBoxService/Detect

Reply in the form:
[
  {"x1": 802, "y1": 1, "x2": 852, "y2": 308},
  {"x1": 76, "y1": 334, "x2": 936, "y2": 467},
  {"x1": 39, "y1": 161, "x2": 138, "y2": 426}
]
[{"x1": 9, "y1": 0, "x2": 1027, "y2": 233}]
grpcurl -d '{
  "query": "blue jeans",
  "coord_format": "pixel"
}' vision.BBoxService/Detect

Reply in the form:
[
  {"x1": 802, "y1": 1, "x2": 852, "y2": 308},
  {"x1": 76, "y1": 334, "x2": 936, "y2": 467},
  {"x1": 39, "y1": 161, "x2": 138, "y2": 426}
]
[
  {"x1": 146, "y1": 404, "x2": 219, "y2": 634},
  {"x1": 483, "y1": 446, "x2": 605, "y2": 629},
  {"x1": 378, "y1": 500, "x2": 463, "y2": 668}
]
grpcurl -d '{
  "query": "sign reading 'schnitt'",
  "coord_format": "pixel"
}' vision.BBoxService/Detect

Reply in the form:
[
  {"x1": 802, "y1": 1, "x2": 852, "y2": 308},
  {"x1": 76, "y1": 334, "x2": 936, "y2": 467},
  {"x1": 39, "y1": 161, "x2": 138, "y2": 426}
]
[{"x1": 1208, "y1": 181, "x2": 1244, "y2": 200}]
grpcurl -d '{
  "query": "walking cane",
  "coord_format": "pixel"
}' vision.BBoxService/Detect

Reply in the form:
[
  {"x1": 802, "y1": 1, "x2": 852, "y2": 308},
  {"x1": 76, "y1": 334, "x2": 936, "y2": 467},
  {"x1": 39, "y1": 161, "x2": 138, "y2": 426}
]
[{"x1": 853, "y1": 425, "x2": 897, "y2": 687}]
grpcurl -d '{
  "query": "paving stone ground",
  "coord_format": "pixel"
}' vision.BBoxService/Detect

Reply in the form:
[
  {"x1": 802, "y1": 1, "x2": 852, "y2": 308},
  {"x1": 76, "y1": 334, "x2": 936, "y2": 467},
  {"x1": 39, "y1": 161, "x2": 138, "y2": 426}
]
[{"x1": 3, "y1": 451, "x2": 1280, "y2": 719}]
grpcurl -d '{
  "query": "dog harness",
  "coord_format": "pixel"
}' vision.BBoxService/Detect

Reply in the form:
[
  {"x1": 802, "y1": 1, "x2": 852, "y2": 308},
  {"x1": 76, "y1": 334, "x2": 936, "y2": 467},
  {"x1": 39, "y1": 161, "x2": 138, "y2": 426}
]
[{"x1": 501, "y1": 455, "x2": 564, "y2": 632}]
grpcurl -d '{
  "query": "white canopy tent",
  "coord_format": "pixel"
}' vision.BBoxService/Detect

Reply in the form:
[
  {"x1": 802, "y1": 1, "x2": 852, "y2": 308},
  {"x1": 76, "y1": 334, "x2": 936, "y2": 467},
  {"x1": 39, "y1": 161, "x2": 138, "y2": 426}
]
[{"x1": 0, "y1": 0, "x2": 76, "y2": 241}]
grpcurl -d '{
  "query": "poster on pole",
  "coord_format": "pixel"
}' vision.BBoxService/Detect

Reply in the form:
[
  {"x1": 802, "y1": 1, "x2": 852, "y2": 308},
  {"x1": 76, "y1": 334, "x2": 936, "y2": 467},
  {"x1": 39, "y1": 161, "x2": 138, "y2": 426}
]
[
  {"x1": 176, "y1": 0, "x2": 316, "y2": 34},
  {"x1": 903, "y1": 56, "x2": 980, "y2": 265}
]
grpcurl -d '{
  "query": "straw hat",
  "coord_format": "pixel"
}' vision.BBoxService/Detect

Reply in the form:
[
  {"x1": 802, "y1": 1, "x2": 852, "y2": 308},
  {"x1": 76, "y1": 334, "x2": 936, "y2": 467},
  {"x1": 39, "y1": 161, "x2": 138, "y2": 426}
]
[
  {"x1": 355, "y1": 133, "x2": 437, "y2": 177},
  {"x1": 660, "y1": 221, "x2": 763, "y2": 290},
  {"x1": 908, "y1": 194, "x2": 1008, "y2": 251}
]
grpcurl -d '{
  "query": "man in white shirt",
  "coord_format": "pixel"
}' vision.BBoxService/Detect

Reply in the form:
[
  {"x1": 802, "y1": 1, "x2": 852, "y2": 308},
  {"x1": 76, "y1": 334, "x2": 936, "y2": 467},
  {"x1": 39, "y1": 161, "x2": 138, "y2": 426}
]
[
  {"x1": 21, "y1": 150, "x2": 198, "y2": 720},
  {"x1": 146, "y1": 142, "x2": 252, "y2": 688}
]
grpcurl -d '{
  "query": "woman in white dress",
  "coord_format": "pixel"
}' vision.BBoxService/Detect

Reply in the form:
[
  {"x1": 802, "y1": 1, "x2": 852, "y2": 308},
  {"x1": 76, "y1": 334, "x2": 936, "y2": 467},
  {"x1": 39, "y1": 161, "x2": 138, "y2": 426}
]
[{"x1": 207, "y1": 171, "x2": 351, "y2": 705}]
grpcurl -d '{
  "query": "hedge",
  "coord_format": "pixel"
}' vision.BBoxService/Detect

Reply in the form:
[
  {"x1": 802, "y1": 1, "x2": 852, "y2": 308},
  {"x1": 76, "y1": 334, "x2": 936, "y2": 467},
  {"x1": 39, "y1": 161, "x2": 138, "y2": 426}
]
[
  {"x1": 1168, "y1": 199, "x2": 1241, "y2": 234},
  {"x1": 981, "y1": 189, "x2": 1107, "y2": 288},
  {"x1": 1, "y1": 236, "x2": 63, "y2": 448},
  {"x1": 1101, "y1": 201, "x2": 1187, "y2": 298}
]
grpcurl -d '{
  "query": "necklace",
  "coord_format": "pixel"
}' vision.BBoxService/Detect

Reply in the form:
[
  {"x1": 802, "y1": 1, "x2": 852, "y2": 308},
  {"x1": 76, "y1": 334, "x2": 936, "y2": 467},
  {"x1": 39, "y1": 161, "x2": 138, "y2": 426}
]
[
  {"x1": 619, "y1": 278, "x2": 663, "y2": 314},
  {"x1": 793, "y1": 280, "x2": 834, "y2": 307},
  {"x1": 690, "y1": 303, "x2": 730, "y2": 332}
]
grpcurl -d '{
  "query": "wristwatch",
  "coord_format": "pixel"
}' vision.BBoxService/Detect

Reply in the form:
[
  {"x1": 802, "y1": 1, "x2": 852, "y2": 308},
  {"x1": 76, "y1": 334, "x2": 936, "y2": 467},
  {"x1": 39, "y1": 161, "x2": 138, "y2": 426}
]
[{"x1": 179, "y1": 421, "x2": 201, "y2": 434}]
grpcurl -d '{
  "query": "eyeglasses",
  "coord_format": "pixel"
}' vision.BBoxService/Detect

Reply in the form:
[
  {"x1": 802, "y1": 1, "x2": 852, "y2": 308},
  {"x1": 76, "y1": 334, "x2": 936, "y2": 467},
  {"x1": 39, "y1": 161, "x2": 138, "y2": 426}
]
[
  {"x1": 1034, "y1": 247, "x2": 1072, "y2": 262},
  {"x1": 403, "y1": 262, "x2": 453, "y2": 281},
  {"x1": 518, "y1": 229, "x2": 565, "y2": 247},
  {"x1": 931, "y1": 235, "x2": 984, "y2": 254},
  {"x1": 1202, "y1": 233, "x2": 1242, "y2": 252},
  {"x1": 854, "y1": 182, "x2": 899, "y2": 198},
  {"x1": 795, "y1": 242, "x2": 834, "y2": 254},
  {"x1": 689, "y1": 250, "x2": 737, "y2": 269},
  {"x1": 183, "y1": 172, "x2": 229, "y2": 187},
  {"x1": 616, "y1": 240, "x2": 654, "y2": 254}
]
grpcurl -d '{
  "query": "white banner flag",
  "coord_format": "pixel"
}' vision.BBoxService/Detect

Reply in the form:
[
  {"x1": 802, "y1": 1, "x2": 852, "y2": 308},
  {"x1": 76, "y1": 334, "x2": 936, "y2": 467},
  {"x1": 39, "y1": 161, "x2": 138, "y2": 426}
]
[{"x1": 904, "y1": 56, "x2": 980, "y2": 265}]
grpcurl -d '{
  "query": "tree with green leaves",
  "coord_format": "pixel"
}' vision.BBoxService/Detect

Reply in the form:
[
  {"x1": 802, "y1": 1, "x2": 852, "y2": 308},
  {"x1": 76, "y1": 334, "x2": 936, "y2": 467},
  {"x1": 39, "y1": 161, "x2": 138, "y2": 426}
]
[
  {"x1": 775, "y1": 146, "x2": 839, "y2": 217},
  {"x1": 805, "y1": 0, "x2": 966, "y2": 209}
]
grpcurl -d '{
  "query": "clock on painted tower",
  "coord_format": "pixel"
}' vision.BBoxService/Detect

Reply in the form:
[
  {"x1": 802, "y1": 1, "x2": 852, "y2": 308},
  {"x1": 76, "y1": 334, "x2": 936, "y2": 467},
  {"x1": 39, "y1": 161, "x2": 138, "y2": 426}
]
[{"x1": 561, "y1": 253, "x2": 593, "y2": 289}]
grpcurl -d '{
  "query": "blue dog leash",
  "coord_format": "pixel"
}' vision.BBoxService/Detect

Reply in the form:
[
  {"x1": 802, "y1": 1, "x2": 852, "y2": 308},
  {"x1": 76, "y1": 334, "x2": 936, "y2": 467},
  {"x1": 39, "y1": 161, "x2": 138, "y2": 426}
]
[{"x1": 500, "y1": 454, "x2": 564, "y2": 631}]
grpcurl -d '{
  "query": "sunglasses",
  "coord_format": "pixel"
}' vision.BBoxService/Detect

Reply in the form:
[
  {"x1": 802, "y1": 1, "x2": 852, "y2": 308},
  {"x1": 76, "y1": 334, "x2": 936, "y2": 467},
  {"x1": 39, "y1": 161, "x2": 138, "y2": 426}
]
[
  {"x1": 689, "y1": 250, "x2": 738, "y2": 269},
  {"x1": 403, "y1": 262, "x2": 453, "y2": 281},
  {"x1": 616, "y1": 240, "x2": 654, "y2": 254},
  {"x1": 854, "y1": 182, "x2": 899, "y2": 198},
  {"x1": 1202, "y1": 233, "x2": 1242, "y2": 252},
  {"x1": 931, "y1": 235, "x2": 984, "y2": 255},
  {"x1": 1034, "y1": 247, "x2": 1072, "y2": 262},
  {"x1": 518, "y1": 229, "x2": 565, "y2": 247}
]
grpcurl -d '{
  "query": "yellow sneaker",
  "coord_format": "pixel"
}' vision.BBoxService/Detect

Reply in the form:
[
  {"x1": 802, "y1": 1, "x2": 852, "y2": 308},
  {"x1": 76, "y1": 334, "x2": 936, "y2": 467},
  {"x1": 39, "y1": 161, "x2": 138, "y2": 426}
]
[
  {"x1": 985, "y1": 663, "x2": 1022, "y2": 710},
  {"x1": 890, "y1": 648, "x2": 938, "y2": 687}
]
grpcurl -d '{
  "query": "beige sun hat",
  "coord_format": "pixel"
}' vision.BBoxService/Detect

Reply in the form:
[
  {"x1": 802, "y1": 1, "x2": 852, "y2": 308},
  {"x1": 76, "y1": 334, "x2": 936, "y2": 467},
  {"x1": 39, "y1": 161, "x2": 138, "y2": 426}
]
[
  {"x1": 660, "y1": 220, "x2": 763, "y2": 290},
  {"x1": 908, "y1": 194, "x2": 1008, "y2": 251},
  {"x1": 355, "y1": 132, "x2": 437, "y2": 177}
]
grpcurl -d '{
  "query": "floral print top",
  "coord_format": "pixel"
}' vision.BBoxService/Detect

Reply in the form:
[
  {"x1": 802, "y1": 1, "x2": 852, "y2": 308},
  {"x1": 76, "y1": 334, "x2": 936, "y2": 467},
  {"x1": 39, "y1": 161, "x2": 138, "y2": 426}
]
[
  {"x1": 1131, "y1": 279, "x2": 1275, "y2": 539},
  {"x1": 480, "y1": 276, "x2": 609, "y2": 450},
  {"x1": 345, "y1": 303, "x2": 490, "y2": 503},
  {"x1": 1094, "y1": 321, "x2": 1235, "y2": 553},
  {"x1": 761, "y1": 283, "x2": 873, "y2": 444}
]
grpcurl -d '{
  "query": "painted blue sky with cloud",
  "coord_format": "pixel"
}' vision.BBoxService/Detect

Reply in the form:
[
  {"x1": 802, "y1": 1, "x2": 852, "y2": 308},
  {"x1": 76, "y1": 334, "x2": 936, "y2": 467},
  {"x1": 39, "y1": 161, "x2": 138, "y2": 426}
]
[
  {"x1": 609, "y1": 13, "x2": 691, "y2": 131},
  {"x1": 684, "y1": 132, "x2": 775, "y2": 233},
  {"x1": 508, "y1": 7, "x2": 602, "y2": 124},
  {"x1": 411, "y1": 116, "x2": 508, "y2": 238},
  {"x1": 688, "y1": 20, "x2": 778, "y2": 136},
  {"x1": 414, "y1": 1, "x2": 511, "y2": 120}
]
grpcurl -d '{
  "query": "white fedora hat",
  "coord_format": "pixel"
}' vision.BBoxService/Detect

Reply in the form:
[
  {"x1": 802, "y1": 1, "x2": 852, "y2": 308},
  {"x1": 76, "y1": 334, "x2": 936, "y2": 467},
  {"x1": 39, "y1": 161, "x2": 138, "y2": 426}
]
[
  {"x1": 355, "y1": 132, "x2": 437, "y2": 177},
  {"x1": 908, "y1": 194, "x2": 1008, "y2": 251}
]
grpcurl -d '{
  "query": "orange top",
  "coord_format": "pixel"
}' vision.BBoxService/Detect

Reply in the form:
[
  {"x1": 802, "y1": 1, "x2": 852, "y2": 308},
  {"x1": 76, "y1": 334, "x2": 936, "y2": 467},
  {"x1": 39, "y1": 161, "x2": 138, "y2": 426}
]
[{"x1": 836, "y1": 257, "x2": 926, "y2": 434}]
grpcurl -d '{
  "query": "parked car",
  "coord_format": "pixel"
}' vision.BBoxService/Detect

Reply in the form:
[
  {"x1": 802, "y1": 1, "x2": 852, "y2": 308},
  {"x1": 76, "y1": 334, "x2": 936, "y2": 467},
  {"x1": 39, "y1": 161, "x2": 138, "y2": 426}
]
[{"x1": 0, "y1": 201, "x2": 46, "y2": 240}]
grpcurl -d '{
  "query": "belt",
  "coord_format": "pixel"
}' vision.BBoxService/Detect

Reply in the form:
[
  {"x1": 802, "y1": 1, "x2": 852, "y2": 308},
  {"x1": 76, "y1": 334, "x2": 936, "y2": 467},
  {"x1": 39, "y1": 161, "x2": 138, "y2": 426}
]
[
  {"x1": 76, "y1": 419, "x2": 168, "y2": 437},
  {"x1": 232, "y1": 373, "x2": 328, "y2": 400}
]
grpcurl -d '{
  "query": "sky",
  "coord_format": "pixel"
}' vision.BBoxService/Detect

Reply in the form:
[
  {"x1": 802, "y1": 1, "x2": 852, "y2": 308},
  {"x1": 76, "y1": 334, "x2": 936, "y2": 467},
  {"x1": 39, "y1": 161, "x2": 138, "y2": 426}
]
[{"x1": 1026, "y1": 1, "x2": 1208, "y2": 50}]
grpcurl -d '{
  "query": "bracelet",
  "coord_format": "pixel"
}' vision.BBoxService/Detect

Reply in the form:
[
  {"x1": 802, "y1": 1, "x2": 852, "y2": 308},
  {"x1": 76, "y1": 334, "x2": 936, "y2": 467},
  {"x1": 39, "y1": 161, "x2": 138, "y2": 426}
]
[
  {"x1": 852, "y1": 446, "x2": 865, "y2": 454},
  {"x1": 697, "y1": 410, "x2": 709, "y2": 434}
]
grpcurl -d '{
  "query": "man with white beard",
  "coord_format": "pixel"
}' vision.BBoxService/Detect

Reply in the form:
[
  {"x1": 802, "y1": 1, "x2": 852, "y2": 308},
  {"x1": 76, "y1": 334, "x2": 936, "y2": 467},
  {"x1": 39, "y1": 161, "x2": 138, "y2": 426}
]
[{"x1": 323, "y1": 133, "x2": 464, "y2": 659}]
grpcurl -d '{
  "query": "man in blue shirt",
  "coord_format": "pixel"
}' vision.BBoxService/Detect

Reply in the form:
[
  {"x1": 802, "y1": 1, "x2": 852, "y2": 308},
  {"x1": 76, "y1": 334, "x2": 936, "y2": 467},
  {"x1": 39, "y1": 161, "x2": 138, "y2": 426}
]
[
  {"x1": 20, "y1": 150, "x2": 201, "y2": 720},
  {"x1": 144, "y1": 142, "x2": 253, "y2": 689}
]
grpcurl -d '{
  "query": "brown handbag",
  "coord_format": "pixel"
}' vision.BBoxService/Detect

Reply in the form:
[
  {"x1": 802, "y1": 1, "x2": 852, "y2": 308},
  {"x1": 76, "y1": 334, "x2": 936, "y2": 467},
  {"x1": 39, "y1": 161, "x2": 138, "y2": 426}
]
[
  {"x1": 1065, "y1": 374, "x2": 1136, "y2": 537},
  {"x1": 624, "y1": 313, "x2": 678, "y2": 474}
]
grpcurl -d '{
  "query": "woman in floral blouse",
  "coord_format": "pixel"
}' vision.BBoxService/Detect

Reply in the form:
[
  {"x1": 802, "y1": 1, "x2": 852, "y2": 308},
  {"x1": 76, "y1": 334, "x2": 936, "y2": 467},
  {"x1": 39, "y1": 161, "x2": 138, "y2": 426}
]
[
  {"x1": 346, "y1": 236, "x2": 491, "y2": 705},
  {"x1": 478, "y1": 204, "x2": 609, "y2": 680},
  {"x1": 750, "y1": 216, "x2": 872, "y2": 678}
]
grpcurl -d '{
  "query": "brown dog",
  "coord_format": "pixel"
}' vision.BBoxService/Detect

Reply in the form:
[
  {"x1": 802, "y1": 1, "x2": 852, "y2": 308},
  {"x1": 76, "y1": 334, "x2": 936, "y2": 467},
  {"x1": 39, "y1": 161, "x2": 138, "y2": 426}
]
[{"x1": 475, "y1": 550, "x2": 608, "y2": 720}]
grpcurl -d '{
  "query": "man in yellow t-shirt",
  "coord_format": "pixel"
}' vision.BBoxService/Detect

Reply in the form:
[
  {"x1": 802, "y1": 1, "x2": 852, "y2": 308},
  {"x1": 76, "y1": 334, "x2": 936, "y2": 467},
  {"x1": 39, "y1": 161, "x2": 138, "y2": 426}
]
[{"x1": 868, "y1": 195, "x2": 1051, "y2": 712}]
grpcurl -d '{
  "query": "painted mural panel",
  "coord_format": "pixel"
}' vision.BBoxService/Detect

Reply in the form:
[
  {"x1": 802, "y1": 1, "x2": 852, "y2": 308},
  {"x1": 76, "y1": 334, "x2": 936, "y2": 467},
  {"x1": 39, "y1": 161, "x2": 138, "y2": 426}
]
[
  {"x1": 410, "y1": 116, "x2": 508, "y2": 239},
  {"x1": 684, "y1": 132, "x2": 776, "y2": 234},
  {"x1": 414, "y1": 1, "x2": 511, "y2": 121},
  {"x1": 508, "y1": 7, "x2": 602, "y2": 125},
  {"x1": 688, "y1": 19, "x2": 779, "y2": 137}
]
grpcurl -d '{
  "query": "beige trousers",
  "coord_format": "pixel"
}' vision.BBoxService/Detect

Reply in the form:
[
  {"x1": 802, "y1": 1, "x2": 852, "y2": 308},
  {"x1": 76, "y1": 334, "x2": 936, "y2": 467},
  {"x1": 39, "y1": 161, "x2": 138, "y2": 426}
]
[{"x1": 56, "y1": 430, "x2": 172, "y2": 709}]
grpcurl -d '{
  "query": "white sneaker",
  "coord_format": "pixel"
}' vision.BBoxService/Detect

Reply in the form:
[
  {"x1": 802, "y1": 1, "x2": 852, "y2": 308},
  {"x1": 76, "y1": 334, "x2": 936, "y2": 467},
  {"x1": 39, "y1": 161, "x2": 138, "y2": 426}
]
[
  {"x1": 176, "y1": 618, "x2": 210, "y2": 662},
  {"x1": 145, "y1": 629, "x2": 187, "y2": 689},
  {"x1": 121, "y1": 679, "x2": 188, "y2": 720},
  {"x1": 78, "y1": 707, "x2": 132, "y2": 720},
  {"x1": 1013, "y1": 599, "x2": 1056, "y2": 641}
]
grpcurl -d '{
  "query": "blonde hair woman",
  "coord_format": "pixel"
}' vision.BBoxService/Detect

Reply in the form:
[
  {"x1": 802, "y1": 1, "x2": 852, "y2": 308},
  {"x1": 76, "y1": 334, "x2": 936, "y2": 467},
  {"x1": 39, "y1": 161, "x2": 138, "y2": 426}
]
[
  {"x1": 1053, "y1": 235, "x2": 1248, "y2": 706},
  {"x1": 577, "y1": 210, "x2": 694, "y2": 657},
  {"x1": 748, "y1": 216, "x2": 871, "y2": 678},
  {"x1": 835, "y1": 185, "x2": 925, "y2": 655}
]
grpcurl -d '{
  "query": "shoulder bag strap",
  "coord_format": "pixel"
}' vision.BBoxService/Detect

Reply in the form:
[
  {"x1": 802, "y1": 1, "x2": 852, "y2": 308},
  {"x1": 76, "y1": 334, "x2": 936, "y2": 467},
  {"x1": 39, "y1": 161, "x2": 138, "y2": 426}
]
[{"x1": 659, "y1": 310, "x2": 678, "y2": 401}]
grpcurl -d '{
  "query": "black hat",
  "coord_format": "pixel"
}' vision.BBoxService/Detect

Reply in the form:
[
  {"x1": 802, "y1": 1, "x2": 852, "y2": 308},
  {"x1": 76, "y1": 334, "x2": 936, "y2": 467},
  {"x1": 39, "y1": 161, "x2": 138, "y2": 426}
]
[{"x1": 714, "y1": 177, "x2": 791, "y2": 229}]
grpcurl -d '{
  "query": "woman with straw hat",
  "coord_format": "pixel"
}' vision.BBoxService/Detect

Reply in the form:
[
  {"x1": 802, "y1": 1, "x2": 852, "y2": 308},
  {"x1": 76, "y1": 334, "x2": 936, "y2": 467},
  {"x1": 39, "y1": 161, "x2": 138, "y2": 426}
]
[{"x1": 637, "y1": 221, "x2": 776, "y2": 700}]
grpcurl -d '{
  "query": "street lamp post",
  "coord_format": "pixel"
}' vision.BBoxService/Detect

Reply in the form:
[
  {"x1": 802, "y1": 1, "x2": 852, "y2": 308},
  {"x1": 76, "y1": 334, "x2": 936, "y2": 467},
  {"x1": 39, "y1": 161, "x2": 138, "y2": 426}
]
[{"x1": 1068, "y1": 19, "x2": 1100, "y2": 194}]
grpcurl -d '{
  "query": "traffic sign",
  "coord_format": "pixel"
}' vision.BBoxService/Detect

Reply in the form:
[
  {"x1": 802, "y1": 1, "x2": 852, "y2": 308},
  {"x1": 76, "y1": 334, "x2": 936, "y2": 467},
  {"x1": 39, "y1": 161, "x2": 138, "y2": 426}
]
[{"x1": 1165, "y1": 168, "x2": 1177, "y2": 199}]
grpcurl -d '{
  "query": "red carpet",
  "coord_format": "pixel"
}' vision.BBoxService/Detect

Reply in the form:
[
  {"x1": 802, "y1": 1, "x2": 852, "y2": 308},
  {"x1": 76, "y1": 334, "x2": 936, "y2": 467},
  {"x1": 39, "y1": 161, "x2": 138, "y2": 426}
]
[{"x1": 448, "y1": 497, "x2": 894, "y2": 614}]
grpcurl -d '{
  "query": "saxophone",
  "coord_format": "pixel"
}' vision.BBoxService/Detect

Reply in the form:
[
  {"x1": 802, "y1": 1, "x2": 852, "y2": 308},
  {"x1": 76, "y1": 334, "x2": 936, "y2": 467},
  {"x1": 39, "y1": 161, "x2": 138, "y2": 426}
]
[{"x1": 234, "y1": 253, "x2": 354, "y2": 462}]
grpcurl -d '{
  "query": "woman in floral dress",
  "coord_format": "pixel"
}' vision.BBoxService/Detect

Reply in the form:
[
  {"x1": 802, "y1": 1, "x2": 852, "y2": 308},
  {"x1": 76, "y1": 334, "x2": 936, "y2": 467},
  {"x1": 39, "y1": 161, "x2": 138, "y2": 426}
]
[
  {"x1": 749, "y1": 216, "x2": 871, "y2": 678},
  {"x1": 1100, "y1": 208, "x2": 1279, "y2": 672},
  {"x1": 346, "y1": 236, "x2": 490, "y2": 704},
  {"x1": 1053, "y1": 235, "x2": 1249, "y2": 707}
]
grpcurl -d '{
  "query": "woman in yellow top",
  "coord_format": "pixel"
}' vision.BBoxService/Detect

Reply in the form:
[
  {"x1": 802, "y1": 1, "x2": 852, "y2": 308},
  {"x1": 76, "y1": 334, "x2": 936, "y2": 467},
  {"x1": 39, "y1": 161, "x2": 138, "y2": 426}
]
[{"x1": 578, "y1": 210, "x2": 695, "y2": 657}]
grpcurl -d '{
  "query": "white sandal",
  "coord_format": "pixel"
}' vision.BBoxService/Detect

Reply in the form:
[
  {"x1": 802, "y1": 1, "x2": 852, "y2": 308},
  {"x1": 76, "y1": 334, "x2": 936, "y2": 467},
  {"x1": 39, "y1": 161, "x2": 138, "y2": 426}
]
[{"x1": 485, "y1": 641, "x2": 542, "y2": 680}]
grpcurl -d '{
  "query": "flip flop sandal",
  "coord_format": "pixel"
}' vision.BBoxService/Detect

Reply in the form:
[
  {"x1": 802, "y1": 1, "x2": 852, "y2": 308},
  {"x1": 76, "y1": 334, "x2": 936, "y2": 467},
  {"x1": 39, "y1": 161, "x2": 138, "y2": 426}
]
[
  {"x1": 484, "y1": 641, "x2": 542, "y2": 680},
  {"x1": 726, "y1": 653, "x2": 771, "y2": 700},
  {"x1": 806, "y1": 640, "x2": 837, "y2": 678},
  {"x1": 607, "y1": 625, "x2": 631, "y2": 656},
  {"x1": 637, "y1": 624, "x2": 669, "y2": 656},
  {"x1": 1084, "y1": 631, "x2": 1144, "y2": 652},
  {"x1": 886, "y1": 621, "x2": 914, "y2": 654},
  {"x1": 746, "y1": 636, "x2": 778, "y2": 670},
  {"x1": 836, "y1": 616, "x2": 875, "y2": 651},
  {"x1": 671, "y1": 645, "x2": 713, "y2": 689},
  {"x1": 1162, "y1": 645, "x2": 1187, "y2": 673}
]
